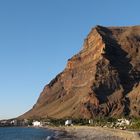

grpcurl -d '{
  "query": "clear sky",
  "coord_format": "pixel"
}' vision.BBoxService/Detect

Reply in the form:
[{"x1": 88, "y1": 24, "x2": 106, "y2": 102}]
[{"x1": 0, "y1": 0, "x2": 139, "y2": 120}]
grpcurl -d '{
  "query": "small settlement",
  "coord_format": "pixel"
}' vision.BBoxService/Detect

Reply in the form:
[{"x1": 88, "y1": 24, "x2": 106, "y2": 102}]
[
  {"x1": 0, "y1": 119, "x2": 50, "y2": 127},
  {"x1": 0, "y1": 119, "x2": 29, "y2": 127},
  {"x1": 0, "y1": 118, "x2": 131, "y2": 130}
]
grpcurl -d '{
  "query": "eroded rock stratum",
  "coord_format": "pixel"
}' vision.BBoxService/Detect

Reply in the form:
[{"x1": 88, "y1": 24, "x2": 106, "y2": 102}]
[{"x1": 21, "y1": 25, "x2": 140, "y2": 119}]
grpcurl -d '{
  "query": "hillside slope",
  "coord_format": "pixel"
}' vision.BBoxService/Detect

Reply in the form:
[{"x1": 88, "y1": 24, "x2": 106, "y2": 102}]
[{"x1": 20, "y1": 25, "x2": 140, "y2": 119}]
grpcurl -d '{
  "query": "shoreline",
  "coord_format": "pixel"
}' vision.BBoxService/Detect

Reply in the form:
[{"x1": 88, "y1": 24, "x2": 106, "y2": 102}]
[
  {"x1": 45, "y1": 125, "x2": 140, "y2": 140},
  {"x1": 1, "y1": 125, "x2": 140, "y2": 139}
]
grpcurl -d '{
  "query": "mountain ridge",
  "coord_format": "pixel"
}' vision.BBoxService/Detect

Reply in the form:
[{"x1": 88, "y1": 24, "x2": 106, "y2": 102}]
[{"x1": 20, "y1": 25, "x2": 140, "y2": 119}]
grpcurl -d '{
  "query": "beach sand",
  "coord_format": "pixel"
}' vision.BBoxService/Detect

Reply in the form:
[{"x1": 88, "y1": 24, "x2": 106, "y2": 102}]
[{"x1": 46, "y1": 126, "x2": 140, "y2": 140}]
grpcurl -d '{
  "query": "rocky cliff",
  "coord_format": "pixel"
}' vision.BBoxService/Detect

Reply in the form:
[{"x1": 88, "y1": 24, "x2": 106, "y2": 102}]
[{"x1": 21, "y1": 25, "x2": 140, "y2": 119}]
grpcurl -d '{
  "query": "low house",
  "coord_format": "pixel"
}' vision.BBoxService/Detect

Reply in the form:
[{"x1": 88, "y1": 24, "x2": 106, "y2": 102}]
[
  {"x1": 41, "y1": 121, "x2": 51, "y2": 126},
  {"x1": 65, "y1": 120, "x2": 72, "y2": 126},
  {"x1": 11, "y1": 120, "x2": 18, "y2": 126},
  {"x1": 0, "y1": 120, "x2": 7, "y2": 125},
  {"x1": 116, "y1": 118, "x2": 130, "y2": 127},
  {"x1": 89, "y1": 119, "x2": 94, "y2": 125},
  {"x1": 22, "y1": 119, "x2": 29, "y2": 126},
  {"x1": 33, "y1": 121, "x2": 42, "y2": 127},
  {"x1": 0, "y1": 120, "x2": 10, "y2": 126}
]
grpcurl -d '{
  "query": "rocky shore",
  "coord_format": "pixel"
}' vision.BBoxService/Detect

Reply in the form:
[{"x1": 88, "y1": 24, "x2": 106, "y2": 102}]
[{"x1": 47, "y1": 126, "x2": 140, "y2": 140}]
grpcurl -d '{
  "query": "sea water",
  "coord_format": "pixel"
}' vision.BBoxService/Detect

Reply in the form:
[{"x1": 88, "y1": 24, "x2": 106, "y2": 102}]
[{"x1": 0, "y1": 127, "x2": 54, "y2": 140}]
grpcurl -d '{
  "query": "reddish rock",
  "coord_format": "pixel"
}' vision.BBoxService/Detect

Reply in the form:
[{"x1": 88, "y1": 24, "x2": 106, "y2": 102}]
[{"x1": 20, "y1": 25, "x2": 140, "y2": 119}]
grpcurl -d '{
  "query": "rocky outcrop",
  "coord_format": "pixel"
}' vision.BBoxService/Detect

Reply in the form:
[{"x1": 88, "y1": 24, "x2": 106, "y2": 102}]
[{"x1": 20, "y1": 25, "x2": 140, "y2": 119}]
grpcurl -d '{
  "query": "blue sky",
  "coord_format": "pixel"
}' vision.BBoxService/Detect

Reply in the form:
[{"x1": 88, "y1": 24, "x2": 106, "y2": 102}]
[{"x1": 0, "y1": 0, "x2": 139, "y2": 119}]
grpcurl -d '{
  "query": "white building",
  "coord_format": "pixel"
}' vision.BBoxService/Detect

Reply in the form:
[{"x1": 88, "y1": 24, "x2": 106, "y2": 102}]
[
  {"x1": 116, "y1": 118, "x2": 130, "y2": 126},
  {"x1": 11, "y1": 120, "x2": 18, "y2": 126},
  {"x1": 65, "y1": 120, "x2": 72, "y2": 126},
  {"x1": 33, "y1": 121, "x2": 42, "y2": 127},
  {"x1": 89, "y1": 119, "x2": 94, "y2": 125}
]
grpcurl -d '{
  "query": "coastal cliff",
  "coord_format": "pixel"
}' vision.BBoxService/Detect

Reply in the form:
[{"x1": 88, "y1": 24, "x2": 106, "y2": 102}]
[{"x1": 20, "y1": 25, "x2": 140, "y2": 119}]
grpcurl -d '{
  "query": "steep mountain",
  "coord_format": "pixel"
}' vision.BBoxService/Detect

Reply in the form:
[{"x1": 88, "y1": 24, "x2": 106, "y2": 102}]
[{"x1": 20, "y1": 25, "x2": 140, "y2": 119}]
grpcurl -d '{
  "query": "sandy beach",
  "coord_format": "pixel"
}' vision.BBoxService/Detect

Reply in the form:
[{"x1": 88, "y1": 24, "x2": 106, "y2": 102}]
[{"x1": 47, "y1": 126, "x2": 140, "y2": 140}]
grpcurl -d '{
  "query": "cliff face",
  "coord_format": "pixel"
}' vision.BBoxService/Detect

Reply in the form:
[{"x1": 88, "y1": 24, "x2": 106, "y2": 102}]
[{"x1": 21, "y1": 25, "x2": 140, "y2": 119}]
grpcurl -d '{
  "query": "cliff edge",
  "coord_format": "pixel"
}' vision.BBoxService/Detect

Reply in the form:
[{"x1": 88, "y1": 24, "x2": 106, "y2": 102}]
[{"x1": 20, "y1": 25, "x2": 140, "y2": 119}]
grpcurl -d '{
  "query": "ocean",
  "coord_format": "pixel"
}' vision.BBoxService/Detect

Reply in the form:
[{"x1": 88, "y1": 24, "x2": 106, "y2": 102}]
[{"x1": 0, "y1": 127, "x2": 54, "y2": 140}]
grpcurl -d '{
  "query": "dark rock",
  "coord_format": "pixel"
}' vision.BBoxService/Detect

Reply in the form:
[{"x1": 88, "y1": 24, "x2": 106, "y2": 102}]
[{"x1": 20, "y1": 25, "x2": 140, "y2": 119}]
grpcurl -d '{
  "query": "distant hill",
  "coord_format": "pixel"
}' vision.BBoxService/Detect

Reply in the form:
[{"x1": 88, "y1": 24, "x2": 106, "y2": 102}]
[{"x1": 20, "y1": 25, "x2": 140, "y2": 119}]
